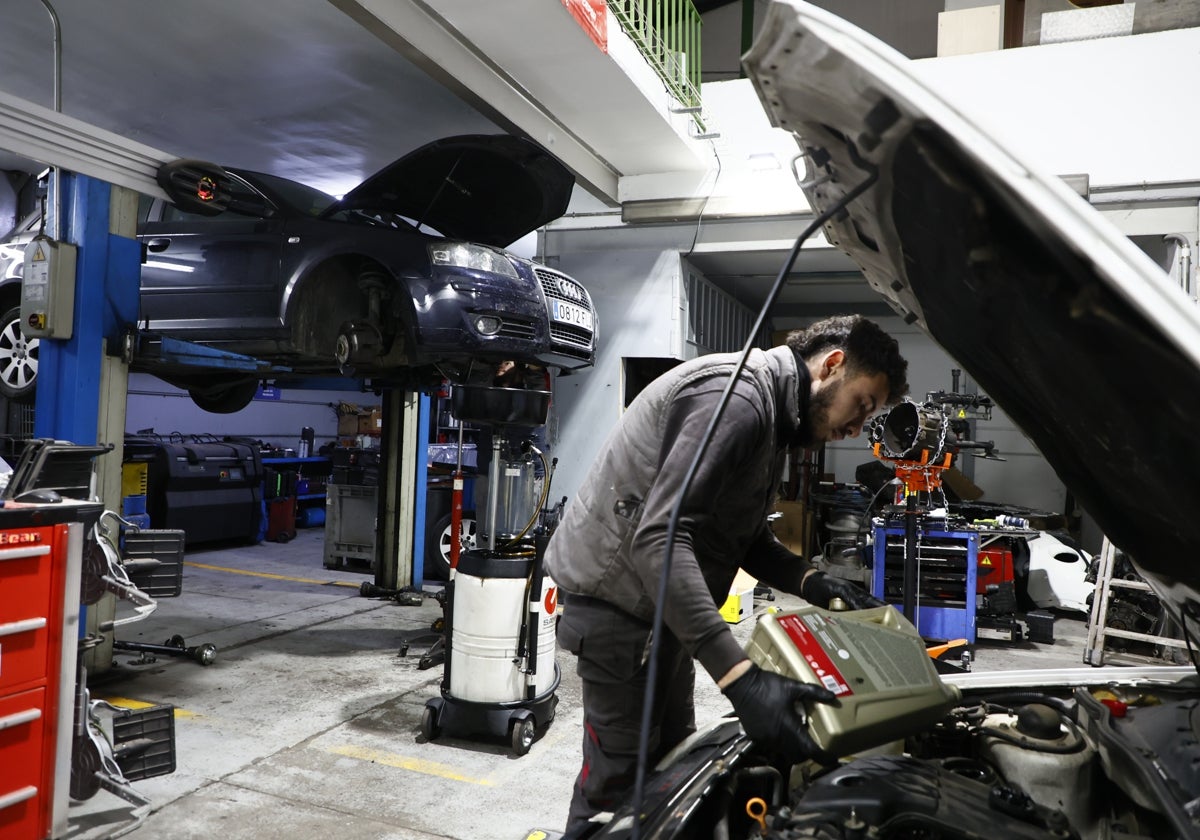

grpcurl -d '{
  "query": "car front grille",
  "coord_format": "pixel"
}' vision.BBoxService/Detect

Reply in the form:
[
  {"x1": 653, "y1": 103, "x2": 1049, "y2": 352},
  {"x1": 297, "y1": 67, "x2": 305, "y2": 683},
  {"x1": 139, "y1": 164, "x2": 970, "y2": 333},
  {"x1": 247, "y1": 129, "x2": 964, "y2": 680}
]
[
  {"x1": 549, "y1": 323, "x2": 593, "y2": 351},
  {"x1": 535, "y1": 268, "x2": 591, "y2": 310},
  {"x1": 534, "y1": 266, "x2": 594, "y2": 354}
]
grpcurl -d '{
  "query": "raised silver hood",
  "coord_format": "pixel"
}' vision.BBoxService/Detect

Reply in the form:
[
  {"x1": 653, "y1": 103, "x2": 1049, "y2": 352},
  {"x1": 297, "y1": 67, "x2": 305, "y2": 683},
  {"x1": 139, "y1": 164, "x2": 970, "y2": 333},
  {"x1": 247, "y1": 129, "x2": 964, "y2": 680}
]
[{"x1": 743, "y1": 2, "x2": 1200, "y2": 619}]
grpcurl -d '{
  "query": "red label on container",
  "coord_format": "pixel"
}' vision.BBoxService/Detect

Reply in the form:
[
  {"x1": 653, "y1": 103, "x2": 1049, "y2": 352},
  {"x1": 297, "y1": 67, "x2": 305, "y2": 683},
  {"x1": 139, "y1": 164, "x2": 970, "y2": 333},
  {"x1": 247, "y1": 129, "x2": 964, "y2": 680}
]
[{"x1": 777, "y1": 614, "x2": 853, "y2": 697}]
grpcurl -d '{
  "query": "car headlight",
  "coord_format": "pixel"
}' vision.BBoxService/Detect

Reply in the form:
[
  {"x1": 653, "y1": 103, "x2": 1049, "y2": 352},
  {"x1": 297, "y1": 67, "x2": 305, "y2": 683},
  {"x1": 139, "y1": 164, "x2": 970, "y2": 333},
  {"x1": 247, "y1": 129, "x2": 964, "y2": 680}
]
[{"x1": 429, "y1": 242, "x2": 518, "y2": 279}]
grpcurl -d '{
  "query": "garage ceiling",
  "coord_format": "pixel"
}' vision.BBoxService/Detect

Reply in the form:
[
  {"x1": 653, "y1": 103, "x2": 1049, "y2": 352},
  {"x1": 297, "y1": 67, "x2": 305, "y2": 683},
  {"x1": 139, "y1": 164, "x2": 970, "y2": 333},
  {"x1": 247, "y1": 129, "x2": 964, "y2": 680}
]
[{"x1": 0, "y1": 0, "x2": 502, "y2": 197}]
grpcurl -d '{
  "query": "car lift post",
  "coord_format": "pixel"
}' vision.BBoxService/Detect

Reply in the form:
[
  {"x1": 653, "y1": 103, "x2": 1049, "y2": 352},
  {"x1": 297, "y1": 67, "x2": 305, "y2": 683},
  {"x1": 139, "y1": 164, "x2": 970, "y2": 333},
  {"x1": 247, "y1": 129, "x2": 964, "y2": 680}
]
[
  {"x1": 33, "y1": 172, "x2": 141, "y2": 673},
  {"x1": 375, "y1": 389, "x2": 432, "y2": 591}
]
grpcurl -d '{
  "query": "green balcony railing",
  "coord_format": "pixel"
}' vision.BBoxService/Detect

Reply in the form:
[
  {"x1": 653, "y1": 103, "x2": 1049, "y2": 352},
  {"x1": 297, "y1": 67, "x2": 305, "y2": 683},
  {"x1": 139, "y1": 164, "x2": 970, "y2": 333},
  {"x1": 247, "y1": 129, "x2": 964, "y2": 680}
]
[{"x1": 607, "y1": 0, "x2": 704, "y2": 129}]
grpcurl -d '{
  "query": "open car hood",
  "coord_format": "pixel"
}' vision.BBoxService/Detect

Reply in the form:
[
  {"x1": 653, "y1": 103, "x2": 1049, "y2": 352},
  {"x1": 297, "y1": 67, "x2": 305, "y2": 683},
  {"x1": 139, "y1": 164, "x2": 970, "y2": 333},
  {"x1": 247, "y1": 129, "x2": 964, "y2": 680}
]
[
  {"x1": 332, "y1": 134, "x2": 574, "y2": 248},
  {"x1": 743, "y1": 2, "x2": 1200, "y2": 620}
]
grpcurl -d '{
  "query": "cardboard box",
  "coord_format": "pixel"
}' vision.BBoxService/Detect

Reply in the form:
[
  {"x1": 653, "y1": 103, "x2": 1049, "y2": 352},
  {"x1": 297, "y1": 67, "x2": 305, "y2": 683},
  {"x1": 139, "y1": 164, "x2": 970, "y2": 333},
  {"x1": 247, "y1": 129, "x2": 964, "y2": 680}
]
[
  {"x1": 721, "y1": 569, "x2": 758, "y2": 624},
  {"x1": 336, "y1": 402, "x2": 364, "y2": 436},
  {"x1": 357, "y1": 407, "x2": 382, "y2": 436}
]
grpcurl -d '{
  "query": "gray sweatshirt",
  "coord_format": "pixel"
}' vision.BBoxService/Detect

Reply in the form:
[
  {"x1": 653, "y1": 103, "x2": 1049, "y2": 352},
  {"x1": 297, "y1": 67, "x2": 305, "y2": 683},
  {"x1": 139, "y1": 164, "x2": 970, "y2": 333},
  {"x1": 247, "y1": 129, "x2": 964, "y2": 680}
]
[{"x1": 544, "y1": 345, "x2": 814, "y2": 682}]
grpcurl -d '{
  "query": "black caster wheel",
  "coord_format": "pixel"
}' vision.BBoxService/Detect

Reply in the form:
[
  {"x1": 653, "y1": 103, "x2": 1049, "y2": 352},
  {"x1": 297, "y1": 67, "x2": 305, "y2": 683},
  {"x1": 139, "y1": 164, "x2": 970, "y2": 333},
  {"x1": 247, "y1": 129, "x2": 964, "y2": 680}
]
[
  {"x1": 167, "y1": 635, "x2": 186, "y2": 648},
  {"x1": 421, "y1": 706, "x2": 440, "y2": 741},
  {"x1": 511, "y1": 717, "x2": 534, "y2": 756}
]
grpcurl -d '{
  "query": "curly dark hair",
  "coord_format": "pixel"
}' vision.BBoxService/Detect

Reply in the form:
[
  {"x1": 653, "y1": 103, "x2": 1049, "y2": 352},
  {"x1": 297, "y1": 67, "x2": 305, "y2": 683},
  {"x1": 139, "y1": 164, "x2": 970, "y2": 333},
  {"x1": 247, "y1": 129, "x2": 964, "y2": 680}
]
[{"x1": 785, "y1": 314, "x2": 908, "y2": 403}]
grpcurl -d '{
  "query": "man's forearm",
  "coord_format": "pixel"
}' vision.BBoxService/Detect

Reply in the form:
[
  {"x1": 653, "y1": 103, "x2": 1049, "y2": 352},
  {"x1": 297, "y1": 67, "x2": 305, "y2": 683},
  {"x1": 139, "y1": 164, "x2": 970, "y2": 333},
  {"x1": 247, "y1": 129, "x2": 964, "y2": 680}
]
[{"x1": 717, "y1": 658, "x2": 752, "y2": 689}]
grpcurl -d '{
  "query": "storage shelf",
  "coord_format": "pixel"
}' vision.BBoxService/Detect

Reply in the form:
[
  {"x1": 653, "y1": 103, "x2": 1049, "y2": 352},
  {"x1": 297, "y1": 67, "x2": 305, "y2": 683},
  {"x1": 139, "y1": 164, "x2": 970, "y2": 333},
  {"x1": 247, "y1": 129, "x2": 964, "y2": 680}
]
[{"x1": 297, "y1": 494, "x2": 325, "y2": 501}]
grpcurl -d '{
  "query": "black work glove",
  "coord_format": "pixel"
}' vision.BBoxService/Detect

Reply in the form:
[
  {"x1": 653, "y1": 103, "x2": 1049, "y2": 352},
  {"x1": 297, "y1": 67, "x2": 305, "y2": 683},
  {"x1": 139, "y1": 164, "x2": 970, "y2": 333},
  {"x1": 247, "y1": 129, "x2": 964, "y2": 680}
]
[
  {"x1": 801, "y1": 571, "x2": 886, "y2": 611},
  {"x1": 722, "y1": 664, "x2": 838, "y2": 765}
]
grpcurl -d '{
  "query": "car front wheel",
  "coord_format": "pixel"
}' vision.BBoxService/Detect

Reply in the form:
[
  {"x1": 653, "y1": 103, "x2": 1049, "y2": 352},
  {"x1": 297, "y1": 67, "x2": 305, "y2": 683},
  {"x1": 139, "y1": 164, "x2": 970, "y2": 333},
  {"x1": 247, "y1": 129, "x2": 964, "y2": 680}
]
[{"x1": 0, "y1": 306, "x2": 39, "y2": 402}]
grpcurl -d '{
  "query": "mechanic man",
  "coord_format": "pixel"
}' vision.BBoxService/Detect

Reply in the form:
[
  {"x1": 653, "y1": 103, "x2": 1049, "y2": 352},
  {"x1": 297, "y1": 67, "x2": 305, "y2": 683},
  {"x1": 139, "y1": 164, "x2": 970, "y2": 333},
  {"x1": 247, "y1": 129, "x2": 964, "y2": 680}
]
[{"x1": 545, "y1": 314, "x2": 908, "y2": 835}]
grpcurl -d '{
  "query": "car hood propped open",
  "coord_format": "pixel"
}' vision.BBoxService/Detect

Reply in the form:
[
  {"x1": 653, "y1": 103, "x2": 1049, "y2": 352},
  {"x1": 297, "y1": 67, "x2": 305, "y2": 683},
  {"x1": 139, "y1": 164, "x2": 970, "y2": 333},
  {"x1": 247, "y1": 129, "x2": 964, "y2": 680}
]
[
  {"x1": 332, "y1": 134, "x2": 575, "y2": 248},
  {"x1": 743, "y1": 1, "x2": 1200, "y2": 621}
]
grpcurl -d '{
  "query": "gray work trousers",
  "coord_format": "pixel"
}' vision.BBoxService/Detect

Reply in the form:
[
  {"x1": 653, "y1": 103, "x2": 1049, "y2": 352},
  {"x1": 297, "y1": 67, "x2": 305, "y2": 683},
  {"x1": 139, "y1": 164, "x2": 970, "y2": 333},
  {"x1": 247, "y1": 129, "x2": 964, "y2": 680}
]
[{"x1": 555, "y1": 594, "x2": 697, "y2": 835}]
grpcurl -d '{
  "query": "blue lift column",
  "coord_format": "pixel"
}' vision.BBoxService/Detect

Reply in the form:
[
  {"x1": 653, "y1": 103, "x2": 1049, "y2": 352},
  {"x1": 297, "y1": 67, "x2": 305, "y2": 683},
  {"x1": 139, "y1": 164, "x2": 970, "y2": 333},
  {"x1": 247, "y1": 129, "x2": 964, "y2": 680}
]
[
  {"x1": 33, "y1": 173, "x2": 140, "y2": 446},
  {"x1": 33, "y1": 172, "x2": 141, "y2": 673}
]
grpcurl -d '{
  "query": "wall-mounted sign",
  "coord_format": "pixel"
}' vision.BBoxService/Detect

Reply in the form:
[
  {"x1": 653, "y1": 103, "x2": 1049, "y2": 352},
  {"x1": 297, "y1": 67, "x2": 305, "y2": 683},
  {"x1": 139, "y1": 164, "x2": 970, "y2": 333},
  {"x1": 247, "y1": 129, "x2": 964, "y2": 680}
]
[{"x1": 562, "y1": 0, "x2": 607, "y2": 53}]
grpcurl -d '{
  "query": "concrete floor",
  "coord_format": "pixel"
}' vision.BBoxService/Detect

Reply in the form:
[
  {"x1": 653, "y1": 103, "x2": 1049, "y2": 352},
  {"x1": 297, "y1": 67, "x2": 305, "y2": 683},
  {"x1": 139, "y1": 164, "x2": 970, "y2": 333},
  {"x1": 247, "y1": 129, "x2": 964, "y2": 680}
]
[{"x1": 65, "y1": 528, "x2": 1099, "y2": 840}]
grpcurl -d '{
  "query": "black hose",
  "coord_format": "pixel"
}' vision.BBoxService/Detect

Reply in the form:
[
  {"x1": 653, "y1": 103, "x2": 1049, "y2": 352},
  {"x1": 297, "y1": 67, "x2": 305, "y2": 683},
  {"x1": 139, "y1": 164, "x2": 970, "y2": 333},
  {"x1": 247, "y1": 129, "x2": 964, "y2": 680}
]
[
  {"x1": 628, "y1": 165, "x2": 880, "y2": 840},
  {"x1": 974, "y1": 691, "x2": 1073, "y2": 716}
]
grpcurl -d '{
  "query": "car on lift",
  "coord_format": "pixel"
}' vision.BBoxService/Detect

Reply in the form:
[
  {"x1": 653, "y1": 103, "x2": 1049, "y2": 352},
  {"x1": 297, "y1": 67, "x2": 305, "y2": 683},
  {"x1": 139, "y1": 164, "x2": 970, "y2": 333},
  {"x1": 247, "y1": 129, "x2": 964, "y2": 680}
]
[
  {"x1": 575, "y1": 4, "x2": 1200, "y2": 840},
  {"x1": 0, "y1": 134, "x2": 596, "y2": 412}
]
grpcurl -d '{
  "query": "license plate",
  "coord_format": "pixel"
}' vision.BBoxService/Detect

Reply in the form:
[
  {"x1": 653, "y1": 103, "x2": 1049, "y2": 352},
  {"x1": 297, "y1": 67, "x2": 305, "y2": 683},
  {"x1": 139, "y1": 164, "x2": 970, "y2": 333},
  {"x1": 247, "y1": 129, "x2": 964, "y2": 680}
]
[{"x1": 551, "y1": 299, "x2": 593, "y2": 331}]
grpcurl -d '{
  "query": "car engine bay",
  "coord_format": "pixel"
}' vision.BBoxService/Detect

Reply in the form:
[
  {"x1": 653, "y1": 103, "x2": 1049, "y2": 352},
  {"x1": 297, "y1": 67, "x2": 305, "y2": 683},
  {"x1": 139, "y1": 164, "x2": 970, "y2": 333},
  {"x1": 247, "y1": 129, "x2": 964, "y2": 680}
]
[{"x1": 698, "y1": 678, "x2": 1200, "y2": 840}]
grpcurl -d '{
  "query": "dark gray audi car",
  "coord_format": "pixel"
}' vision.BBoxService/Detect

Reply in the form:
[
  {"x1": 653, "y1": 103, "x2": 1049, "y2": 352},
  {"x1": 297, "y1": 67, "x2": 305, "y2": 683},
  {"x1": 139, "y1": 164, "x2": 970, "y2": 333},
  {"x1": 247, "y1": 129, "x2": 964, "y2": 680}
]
[
  {"x1": 571, "y1": 4, "x2": 1200, "y2": 840},
  {"x1": 0, "y1": 134, "x2": 596, "y2": 412}
]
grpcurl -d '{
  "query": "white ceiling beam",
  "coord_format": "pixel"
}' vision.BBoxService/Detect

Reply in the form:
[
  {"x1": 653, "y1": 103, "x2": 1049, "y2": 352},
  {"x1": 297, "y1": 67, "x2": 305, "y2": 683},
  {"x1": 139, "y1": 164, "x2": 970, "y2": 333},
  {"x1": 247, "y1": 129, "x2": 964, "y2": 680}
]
[
  {"x1": 0, "y1": 89, "x2": 169, "y2": 200},
  {"x1": 329, "y1": 0, "x2": 620, "y2": 205}
]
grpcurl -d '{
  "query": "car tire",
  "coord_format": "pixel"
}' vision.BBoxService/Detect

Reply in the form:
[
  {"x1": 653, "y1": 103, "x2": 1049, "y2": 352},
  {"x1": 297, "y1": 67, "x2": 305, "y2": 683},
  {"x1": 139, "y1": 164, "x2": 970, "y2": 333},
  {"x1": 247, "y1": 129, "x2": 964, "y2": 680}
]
[
  {"x1": 186, "y1": 379, "x2": 259, "y2": 414},
  {"x1": 426, "y1": 511, "x2": 477, "y2": 580},
  {"x1": 0, "y1": 306, "x2": 39, "y2": 403}
]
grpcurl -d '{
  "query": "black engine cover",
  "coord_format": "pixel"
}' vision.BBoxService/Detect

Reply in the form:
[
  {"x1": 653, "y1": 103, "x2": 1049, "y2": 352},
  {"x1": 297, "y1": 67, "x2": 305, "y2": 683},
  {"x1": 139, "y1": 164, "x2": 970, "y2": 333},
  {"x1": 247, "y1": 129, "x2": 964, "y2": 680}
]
[{"x1": 786, "y1": 755, "x2": 1074, "y2": 839}]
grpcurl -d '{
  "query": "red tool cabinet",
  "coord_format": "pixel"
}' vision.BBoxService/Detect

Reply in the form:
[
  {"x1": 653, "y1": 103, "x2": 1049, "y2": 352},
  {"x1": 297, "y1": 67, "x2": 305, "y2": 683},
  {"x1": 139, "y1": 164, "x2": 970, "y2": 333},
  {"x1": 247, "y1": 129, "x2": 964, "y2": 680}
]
[{"x1": 0, "y1": 502, "x2": 98, "y2": 840}]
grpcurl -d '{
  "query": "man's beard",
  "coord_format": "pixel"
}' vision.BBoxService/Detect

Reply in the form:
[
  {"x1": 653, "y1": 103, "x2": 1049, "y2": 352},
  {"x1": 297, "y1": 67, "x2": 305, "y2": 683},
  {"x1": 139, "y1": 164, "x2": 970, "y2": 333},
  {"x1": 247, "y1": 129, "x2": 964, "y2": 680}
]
[{"x1": 795, "y1": 377, "x2": 841, "y2": 447}]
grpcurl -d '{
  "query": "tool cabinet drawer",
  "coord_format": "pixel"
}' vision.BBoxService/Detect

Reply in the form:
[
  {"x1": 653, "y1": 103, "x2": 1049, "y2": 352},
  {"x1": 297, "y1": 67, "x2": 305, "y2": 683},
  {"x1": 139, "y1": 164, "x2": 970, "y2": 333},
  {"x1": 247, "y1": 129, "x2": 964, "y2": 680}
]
[
  {"x1": 0, "y1": 687, "x2": 47, "y2": 840},
  {"x1": 0, "y1": 545, "x2": 54, "y2": 624},
  {"x1": 0, "y1": 544, "x2": 54, "y2": 695}
]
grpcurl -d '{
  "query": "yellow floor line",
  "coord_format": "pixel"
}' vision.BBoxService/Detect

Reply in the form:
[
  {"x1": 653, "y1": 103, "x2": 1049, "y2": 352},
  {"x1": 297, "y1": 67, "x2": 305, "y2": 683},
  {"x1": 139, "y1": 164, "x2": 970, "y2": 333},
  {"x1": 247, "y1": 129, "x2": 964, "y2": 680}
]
[
  {"x1": 94, "y1": 695, "x2": 198, "y2": 719},
  {"x1": 326, "y1": 744, "x2": 494, "y2": 786},
  {"x1": 184, "y1": 561, "x2": 361, "y2": 588}
]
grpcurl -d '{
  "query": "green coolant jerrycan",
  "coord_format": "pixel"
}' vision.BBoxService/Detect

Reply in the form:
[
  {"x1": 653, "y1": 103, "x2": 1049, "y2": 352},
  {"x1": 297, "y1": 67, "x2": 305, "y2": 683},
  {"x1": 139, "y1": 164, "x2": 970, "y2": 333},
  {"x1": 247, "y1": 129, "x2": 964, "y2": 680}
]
[{"x1": 745, "y1": 604, "x2": 961, "y2": 757}]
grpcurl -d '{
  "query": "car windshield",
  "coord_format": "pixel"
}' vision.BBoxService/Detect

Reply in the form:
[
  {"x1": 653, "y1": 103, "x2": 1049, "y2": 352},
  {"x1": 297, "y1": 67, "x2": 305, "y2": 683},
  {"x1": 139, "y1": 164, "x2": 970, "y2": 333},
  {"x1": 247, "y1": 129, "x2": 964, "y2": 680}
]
[{"x1": 242, "y1": 171, "x2": 337, "y2": 218}]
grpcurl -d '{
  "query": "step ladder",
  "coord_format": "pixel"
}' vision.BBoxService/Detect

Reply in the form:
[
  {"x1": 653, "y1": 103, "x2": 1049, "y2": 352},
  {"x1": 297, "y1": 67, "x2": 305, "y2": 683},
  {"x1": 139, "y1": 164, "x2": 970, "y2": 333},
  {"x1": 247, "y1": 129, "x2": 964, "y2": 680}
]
[{"x1": 1084, "y1": 537, "x2": 1191, "y2": 665}]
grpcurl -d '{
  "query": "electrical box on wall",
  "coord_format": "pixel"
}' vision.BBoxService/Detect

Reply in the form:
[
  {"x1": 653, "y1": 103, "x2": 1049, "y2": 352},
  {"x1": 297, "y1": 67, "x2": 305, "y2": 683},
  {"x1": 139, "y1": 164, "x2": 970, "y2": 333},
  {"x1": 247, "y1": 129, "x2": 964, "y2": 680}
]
[{"x1": 22, "y1": 234, "x2": 77, "y2": 339}]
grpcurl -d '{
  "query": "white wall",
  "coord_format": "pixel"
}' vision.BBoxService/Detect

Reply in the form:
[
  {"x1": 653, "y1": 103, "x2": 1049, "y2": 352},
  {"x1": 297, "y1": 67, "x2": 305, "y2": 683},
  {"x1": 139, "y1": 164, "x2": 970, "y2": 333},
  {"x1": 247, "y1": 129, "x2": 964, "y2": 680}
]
[
  {"x1": 544, "y1": 247, "x2": 684, "y2": 503},
  {"x1": 125, "y1": 373, "x2": 376, "y2": 453},
  {"x1": 912, "y1": 27, "x2": 1200, "y2": 188}
]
